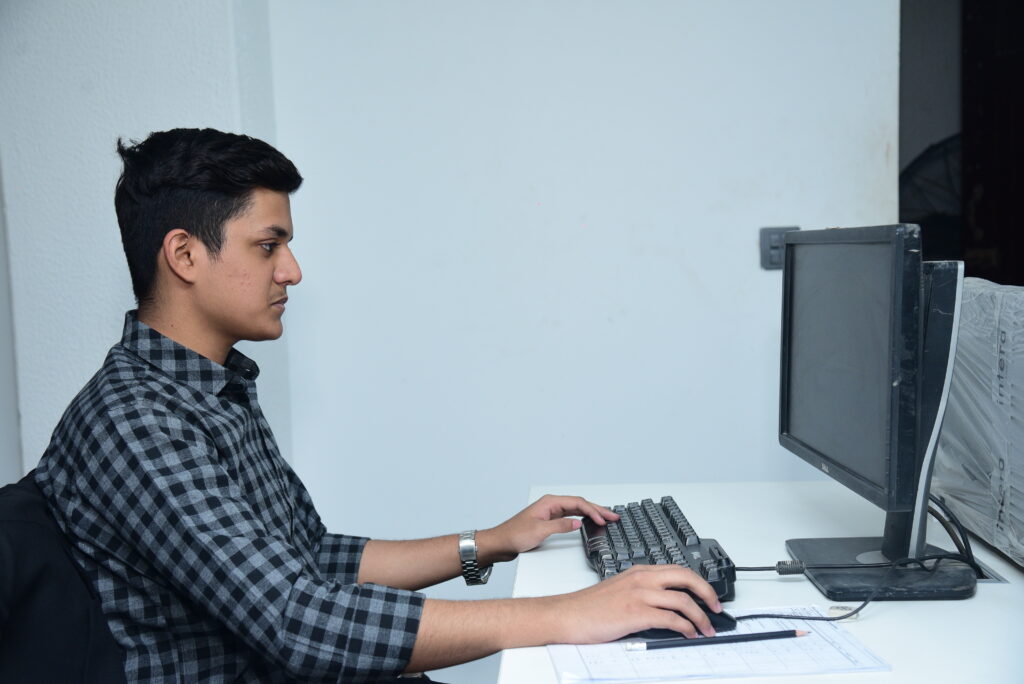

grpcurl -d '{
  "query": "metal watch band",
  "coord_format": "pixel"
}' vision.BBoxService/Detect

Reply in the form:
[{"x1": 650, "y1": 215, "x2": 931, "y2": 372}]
[{"x1": 458, "y1": 530, "x2": 492, "y2": 585}]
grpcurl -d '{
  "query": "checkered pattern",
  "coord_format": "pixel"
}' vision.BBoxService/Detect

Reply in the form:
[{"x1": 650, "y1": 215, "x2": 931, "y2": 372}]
[{"x1": 35, "y1": 312, "x2": 424, "y2": 683}]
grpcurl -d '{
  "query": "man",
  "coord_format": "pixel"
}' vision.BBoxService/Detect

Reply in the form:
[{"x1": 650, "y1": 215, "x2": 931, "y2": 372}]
[{"x1": 35, "y1": 128, "x2": 722, "y2": 682}]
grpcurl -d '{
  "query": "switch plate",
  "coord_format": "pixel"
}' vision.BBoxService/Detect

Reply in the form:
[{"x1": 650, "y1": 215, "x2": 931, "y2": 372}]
[{"x1": 759, "y1": 226, "x2": 800, "y2": 270}]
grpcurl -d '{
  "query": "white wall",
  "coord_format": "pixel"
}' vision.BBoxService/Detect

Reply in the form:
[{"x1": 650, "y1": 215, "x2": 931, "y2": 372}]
[
  {"x1": 0, "y1": 0, "x2": 292, "y2": 472},
  {"x1": 272, "y1": 0, "x2": 898, "y2": 530},
  {"x1": 269, "y1": 4, "x2": 897, "y2": 681}
]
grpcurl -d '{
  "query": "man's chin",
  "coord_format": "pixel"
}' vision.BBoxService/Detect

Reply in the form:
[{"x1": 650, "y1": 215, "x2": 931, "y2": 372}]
[{"x1": 243, "y1": 323, "x2": 285, "y2": 343}]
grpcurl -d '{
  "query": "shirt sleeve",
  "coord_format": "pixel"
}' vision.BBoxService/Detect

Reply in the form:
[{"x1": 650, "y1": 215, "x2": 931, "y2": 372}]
[
  {"x1": 314, "y1": 533, "x2": 370, "y2": 584},
  {"x1": 87, "y1": 403, "x2": 424, "y2": 682},
  {"x1": 285, "y1": 467, "x2": 370, "y2": 585}
]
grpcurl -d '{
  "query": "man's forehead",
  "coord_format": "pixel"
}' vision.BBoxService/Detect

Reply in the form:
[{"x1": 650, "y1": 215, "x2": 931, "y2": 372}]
[{"x1": 229, "y1": 190, "x2": 294, "y2": 238}]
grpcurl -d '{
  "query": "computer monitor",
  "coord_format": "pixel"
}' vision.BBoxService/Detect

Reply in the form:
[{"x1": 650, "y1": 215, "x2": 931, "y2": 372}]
[{"x1": 778, "y1": 224, "x2": 976, "y2": 600}]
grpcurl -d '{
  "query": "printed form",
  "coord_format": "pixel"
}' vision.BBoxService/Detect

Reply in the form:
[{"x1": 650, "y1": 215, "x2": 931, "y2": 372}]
[{"x1": 547, "y1": 606, "x2": 889, "y2": 683}]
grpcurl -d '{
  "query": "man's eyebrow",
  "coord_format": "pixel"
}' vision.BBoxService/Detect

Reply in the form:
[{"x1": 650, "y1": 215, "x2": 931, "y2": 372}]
[{"x1": 257, "y1": 225, "x2": 293, "y2": 240}]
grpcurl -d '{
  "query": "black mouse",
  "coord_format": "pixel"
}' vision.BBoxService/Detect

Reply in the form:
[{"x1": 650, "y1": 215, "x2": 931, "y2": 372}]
[{"x1": 626, "y1": 591, "x2": 737, "y2": 640}]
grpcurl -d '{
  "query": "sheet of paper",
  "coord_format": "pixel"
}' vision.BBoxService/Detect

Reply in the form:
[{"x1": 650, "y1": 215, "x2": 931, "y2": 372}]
[{"x1": 547, "y1": 606, "x2": 889, "y2": 683}]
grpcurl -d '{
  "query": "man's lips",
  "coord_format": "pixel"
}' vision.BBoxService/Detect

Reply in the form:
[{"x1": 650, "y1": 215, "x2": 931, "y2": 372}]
[{"x1": 272, "y1": 296, "x2": 288, "y2": 308}]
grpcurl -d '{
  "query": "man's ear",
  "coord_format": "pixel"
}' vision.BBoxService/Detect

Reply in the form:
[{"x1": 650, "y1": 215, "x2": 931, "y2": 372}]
[{"x1": 161, "y1": 228, "x2": 200, "y2": 284}]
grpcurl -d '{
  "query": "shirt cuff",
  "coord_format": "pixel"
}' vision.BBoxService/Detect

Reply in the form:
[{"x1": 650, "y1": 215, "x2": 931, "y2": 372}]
[{"x1": 316, "y1": 533, "x2": 370, "y2": 584}]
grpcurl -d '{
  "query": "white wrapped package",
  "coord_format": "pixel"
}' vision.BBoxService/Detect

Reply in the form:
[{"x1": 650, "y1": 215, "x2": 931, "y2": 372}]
[{"x1": 932, "y1": 277, "x2": 1024, "y2": 568}]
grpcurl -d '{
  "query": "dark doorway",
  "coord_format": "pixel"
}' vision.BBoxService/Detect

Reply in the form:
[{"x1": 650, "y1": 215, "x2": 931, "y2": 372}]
[{"x1": 899, "y1": 0, "x2": 1023, "y2": 285}]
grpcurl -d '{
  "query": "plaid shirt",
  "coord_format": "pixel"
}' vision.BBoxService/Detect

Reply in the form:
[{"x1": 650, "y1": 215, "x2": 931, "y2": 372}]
[{"x1": 34, "y1": 312, "x2": 424, "y2": 683}]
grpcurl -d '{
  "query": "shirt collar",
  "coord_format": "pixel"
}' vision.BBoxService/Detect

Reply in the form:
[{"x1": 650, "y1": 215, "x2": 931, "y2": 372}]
[{"x1": 119, "y1": 310, "x2": 260, "y2": 395}]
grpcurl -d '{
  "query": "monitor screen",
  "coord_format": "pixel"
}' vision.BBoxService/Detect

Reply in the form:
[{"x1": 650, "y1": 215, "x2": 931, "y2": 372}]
[
  {"x1": 786, "y1": 242, "x2": 893, "y2": 491},
  {"x1": 780, "y1": 226, "x2": 920, "y2": 512}
]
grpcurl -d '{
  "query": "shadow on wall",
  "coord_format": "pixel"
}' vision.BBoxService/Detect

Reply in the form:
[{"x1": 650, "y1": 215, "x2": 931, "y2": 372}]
[{"x1": 0, "y1": 158, "x2": 24, "y2": 485}]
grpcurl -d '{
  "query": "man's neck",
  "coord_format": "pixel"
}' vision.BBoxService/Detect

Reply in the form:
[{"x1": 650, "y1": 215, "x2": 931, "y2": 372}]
[{"x1": 138, "y1": 305, "x2": 233, "y2": 365}]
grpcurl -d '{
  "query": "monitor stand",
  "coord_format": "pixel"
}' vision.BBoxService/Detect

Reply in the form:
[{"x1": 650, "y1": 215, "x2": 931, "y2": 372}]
[{"x1": 785, "y1": 536, "x2": 976, "y2": 600}]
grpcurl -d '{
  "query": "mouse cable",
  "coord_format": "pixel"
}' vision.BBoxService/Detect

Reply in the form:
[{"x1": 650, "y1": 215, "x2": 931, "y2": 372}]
[{"x1": 732, "y1": 553, "x2": 973, "y2": 623}]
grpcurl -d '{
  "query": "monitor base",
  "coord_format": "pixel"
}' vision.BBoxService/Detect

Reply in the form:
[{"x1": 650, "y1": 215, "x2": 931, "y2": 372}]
[{"x1": 786, "y1": 537, "x2": 976, "y2": 601}]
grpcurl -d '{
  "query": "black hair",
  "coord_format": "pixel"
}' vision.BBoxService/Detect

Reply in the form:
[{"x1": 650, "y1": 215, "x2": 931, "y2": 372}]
[{"x1": 114, "y1": 128, "x2": 303, "y2": 304}]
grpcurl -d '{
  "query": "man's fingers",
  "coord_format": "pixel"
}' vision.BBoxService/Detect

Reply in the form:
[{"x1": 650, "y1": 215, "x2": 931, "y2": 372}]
[
  {"x1": 662, "y1": 612, "x2": 705, "y2": 639},
  {"x1": 548, "y1": 518, "x2": 581, "y2": 535},
  {"x1": 631, "y1": 574, "x2": 715, "y2": 638},
  {"x1": 670, "y1": 572, "x2": 722, "y2": 612},
  {"x1": 661, "y1": 590, "x2": 716, "y2": 637},
  {"x1": 628, "y1": 588, "x2": 708, "y2": 639},
  {"x1": 564, "y1": 496, "x2": 619, "y2": 524},
  {"x1": 621, "y1": 565, "x2": 722, "y2": 635},
  {"x1": 635, "y1": 564, "x2": 722, "y2": 612},
  {"x1": 536, "y1": 495, "x2": 620, "y2": 525},
  {"x1": 582, "y1": 501, "x2": 620, "y2": 525}
]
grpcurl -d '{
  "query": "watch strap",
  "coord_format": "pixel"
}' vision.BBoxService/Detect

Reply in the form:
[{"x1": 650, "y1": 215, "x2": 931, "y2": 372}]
[{"x1": 458, "y1": 530, "x2": 492, "y2": 585}]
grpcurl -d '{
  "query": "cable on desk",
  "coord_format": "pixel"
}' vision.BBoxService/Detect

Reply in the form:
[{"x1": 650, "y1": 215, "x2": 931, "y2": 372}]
[
  {"x1": 735, "y1": 559, "x2": 893, "y2": 574},
  {"x1": 733, "y1": 554, "x2": 974, "y2": 623},
  {"x1": 735, "y1": 500, "x2": 983, "y2": 578}
]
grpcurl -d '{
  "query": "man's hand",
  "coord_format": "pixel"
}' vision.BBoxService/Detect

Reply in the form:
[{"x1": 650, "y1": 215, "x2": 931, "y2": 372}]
[
  {"x1": 476, "y1": 494, "x2": 619, "y2": 565},
  {"x1": 406, "y1": 564, "x2": 723, "y2": 672},
  {"x1": 551, "y1": 564, "x2": 724, "y2": 643}
]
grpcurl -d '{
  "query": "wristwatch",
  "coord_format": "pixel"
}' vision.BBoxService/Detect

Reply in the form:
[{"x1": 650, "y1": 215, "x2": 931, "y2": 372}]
[{"x1": 458, "y1": 530, "x2": 492, "y2": 585}]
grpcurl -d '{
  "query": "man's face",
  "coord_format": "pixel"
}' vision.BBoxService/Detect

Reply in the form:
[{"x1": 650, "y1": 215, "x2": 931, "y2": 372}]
[{"x1": 191, "y1": 187, "x2": 301, "y2": 350}]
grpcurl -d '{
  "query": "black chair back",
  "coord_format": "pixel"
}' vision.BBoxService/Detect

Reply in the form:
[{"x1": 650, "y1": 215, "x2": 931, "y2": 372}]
[{"x1": 0, "y1": 472, "x2": 126, "y2": 683}]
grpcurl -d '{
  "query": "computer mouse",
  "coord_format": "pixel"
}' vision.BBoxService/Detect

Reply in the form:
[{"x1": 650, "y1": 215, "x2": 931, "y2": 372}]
[
  {"x1": 701, "y1": 602, "x2": 738, "y2": 633},
  {"x1": 626, "y1": 591, "x2": 737, "y2": 640}
]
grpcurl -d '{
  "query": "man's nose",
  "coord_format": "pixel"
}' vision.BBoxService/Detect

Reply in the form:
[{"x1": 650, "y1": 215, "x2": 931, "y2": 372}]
[{"x1": 276, "y1": 247, "x2": 302, "y2": 286}]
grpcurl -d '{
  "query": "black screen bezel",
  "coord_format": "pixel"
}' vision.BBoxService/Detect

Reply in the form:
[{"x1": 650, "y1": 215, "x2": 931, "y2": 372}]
[{"x1": 779, "y1": 225, "x2": 922, "y2": 512}]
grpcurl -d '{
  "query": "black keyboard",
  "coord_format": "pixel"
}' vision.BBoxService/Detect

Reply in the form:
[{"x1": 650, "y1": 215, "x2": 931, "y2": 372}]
[{"x1": 580, "y1": 496, "x2": 736, "y2": 601}]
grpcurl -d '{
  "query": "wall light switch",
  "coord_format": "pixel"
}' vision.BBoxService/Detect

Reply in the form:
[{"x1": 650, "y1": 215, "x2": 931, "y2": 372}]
[{"x1": 759, "y1": 226, "x2": 800, "y2": 270}]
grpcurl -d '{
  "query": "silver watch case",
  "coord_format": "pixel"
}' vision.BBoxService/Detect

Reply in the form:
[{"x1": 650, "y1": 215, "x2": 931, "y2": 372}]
[{"x1": 458, "y1": 530, "x2": 492, "y2": 585}]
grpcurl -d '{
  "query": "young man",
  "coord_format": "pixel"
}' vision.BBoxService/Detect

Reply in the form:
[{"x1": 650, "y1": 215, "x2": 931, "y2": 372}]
[{"x1": 34, "y1": 128, "x2": 722, "y2": 683}]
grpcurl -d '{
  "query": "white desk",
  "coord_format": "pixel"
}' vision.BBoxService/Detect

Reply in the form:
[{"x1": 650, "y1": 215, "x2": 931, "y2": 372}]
[{"x1": 496, "y1": 481, "x2": 1024, "y2": 684}]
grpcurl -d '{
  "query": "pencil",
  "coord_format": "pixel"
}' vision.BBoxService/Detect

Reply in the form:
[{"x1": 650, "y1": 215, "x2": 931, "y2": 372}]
[{"x1": 624, "y1": 629, "x2": 808, "y2": 651}]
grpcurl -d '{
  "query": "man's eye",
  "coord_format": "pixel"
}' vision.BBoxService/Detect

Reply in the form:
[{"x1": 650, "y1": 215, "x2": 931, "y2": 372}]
[{"x1": 260, "y1": 243, "x2": 277, "y2": 253}]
